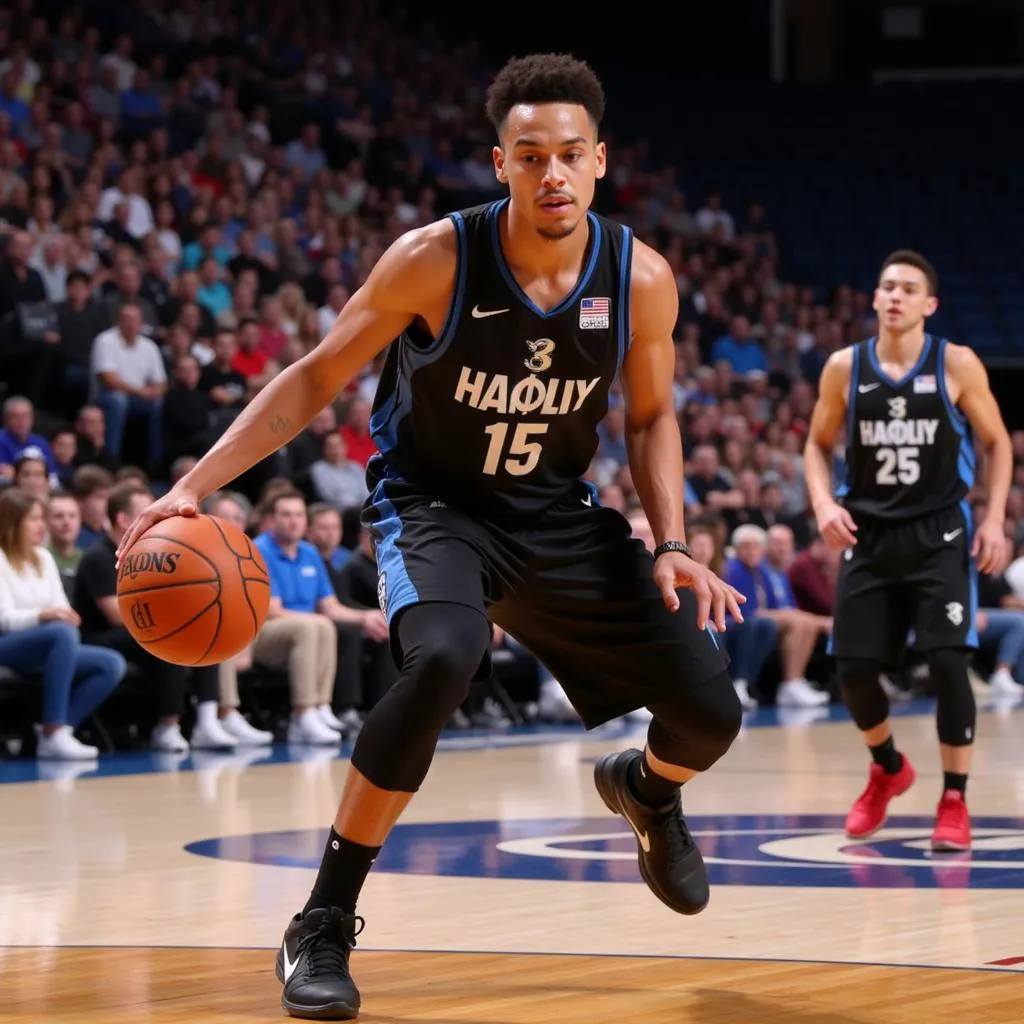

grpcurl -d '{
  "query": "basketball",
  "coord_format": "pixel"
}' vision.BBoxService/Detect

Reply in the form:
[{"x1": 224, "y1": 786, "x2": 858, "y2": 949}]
[{"x1": 116, "y1": 514, "x2": 271, "y2": 667}]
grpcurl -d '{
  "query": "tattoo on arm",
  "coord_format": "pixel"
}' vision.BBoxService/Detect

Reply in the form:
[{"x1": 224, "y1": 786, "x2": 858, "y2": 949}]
[{"x1": 269, "y1": 415, "x2": 292, "y2": 434}]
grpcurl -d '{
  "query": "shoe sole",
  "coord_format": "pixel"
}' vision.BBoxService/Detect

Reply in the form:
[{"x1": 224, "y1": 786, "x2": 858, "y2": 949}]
[
  {"x1": 276, "y1": 949, "x2": 360, "y2": 1020},
  {"x1": 931, "y1": 839, "x2": 971, "y2": 852},
  {"x1": 593, "y1": 755, "x2": 709, "y2": 916},
  {"x1": 844, "y1": 765, "x2": 917, "y2": 840}
]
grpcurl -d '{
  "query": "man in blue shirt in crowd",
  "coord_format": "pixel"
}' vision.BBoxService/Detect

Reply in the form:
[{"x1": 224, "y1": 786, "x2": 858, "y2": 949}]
[
  {"x1": 710, "y1": 316, "x2": 769, "y2": 375},
  {"x1": 0, "y1": 395, "x2": 57, "y2": 484},
  {"x1": 724, "y1": 524, "x2": 830, "y2": 709},
  {"x1": 247, "y1": 488, "x2": 389, "y2": 744}
]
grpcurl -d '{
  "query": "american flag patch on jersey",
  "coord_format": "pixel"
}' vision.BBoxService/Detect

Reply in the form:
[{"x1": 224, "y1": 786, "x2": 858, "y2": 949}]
[
  {"x1": 914, "y1": 374, "x2": 937, "y2": 393},
  {"x1": 579, "y1": 296, "x2": 610, "y2": 330}
]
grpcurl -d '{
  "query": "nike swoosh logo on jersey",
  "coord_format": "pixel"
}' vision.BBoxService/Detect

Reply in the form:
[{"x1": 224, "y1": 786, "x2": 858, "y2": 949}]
[
  {"x1": 858, "y1": 383, "x2": 880, "y2": 393},
  {"x1": 471, "y1": 305, "x2": 510, "y2": 319},
  {"x1": 622, "y1": 809, "x2": 651, "y2": 853},
  {"x1": 582, "y1": 494, "x2": 592, "y2": 506},
  {"x1": 281, "y1": 943, "x2": 299, "y2": 982},
  {"x1": 943, "y1": 529, "x2": 963, "y2": 542}
]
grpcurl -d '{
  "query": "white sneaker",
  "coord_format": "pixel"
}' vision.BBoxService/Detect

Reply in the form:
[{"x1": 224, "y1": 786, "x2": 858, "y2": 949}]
[
  {"x1": 318, "y1": 704, "x2": 346, "y2": 732},
  {"x1": 37, "y1": 726, "x2": 98, "y2": 761},
  {"x1": 288, "y1": 708, "x2": 342, "y2": 745},
  {"x1": 220, "y1": 710, "x2": 274, "y2": 746},
  {"x1": 734, "y1": 679, "x2": 758, "y2": 710},
  {"x1": 988, "y1": 667, "x2": 1024, "y2": 696},
  {"x1": 537, "y1": 680, "x2": 580, "y2": 723},
  {"x1": 190, "y1": 717, "x2": 239, "y2": 750},
  {"x1": 337, "y1": 708, "x2": 364, "y2": 733},
  {"x1": 969, "y1": 667, "x2": 991, "y2": 697},
  {"x1": 151, "y1": 722, "x2": 190, "y2": 753},
  {"x1": 776, "y1": 678, "x2": 830, "y2": 707}
]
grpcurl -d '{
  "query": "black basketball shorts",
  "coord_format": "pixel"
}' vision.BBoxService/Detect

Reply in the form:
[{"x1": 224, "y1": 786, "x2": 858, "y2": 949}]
[
  {"x1": 362, "y1": 474, "x2": 729, "y2": 728},
  {"x1": 830, "y1": 501, "x2": 978, "y2": 667}
]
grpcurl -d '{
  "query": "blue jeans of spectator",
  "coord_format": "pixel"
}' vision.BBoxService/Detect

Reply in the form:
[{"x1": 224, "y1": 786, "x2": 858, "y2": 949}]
[
  {"x1": 724, "y1": 615, "x2": 779, "y2": 691},
  {"x1": 979, "y1": 608, "x2": 1024, "y2": 679},
  {"x1": 0, "y1": 622, "x2": 126, "y2": 728},
  {"x1": 96, "y1": 388, "x2": 163, "y2": 468}
]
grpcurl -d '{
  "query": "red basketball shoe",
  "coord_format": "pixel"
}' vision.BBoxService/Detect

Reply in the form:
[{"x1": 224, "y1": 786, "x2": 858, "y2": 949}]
[{"x1": 845, "y1": 755, "x2": 916, "y2": 839}]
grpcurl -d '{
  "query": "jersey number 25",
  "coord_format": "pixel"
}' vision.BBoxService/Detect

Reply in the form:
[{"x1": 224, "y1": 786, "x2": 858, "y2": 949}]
[{"x1": 875, "y1": 446, "x2": 920, "y2": 485}]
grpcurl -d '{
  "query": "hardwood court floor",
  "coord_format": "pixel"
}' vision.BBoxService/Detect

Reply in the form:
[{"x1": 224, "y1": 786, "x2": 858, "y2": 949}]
[
  {"x1": 2, "y1": 946, "x2": 1020, "y2": 1023},
  {"x1": 3, "y1": 698, "x2": 1024, "y2": 1021}
]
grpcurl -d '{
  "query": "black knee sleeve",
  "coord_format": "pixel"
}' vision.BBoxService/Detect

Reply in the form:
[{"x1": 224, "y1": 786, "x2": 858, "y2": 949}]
[
  {"x1": 646, "y1": 671, "x2": 741, "y2": 772},
  {"x1": 350, "y1": 603, "x2": 492, "y2": 792},
  {"x1": 838, "y1": 658, "x2": 889, "y2": 732},
  {"x1": 928, "y1": 648, "x2": 976, "y2": 747}
]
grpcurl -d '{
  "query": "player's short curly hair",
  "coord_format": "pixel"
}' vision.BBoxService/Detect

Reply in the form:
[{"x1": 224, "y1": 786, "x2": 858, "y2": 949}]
[{"x1": 485, "y1": 53, "x2": 606, "y2": 136}]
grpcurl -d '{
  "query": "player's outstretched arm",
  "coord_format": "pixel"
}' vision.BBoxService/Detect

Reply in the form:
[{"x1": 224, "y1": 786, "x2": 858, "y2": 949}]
[
  {"x1": 805, "y1": 350, "x2": 858, "y2": 549},
  {"x1": 947, "y1": 343, "x2": 1012, "y2": 574},
  {"x1": 621, "y1": 241, "x2": 744, "y2": 630},
  {"x1": 116, "y1": 221, "x2": 458, "y2": 561}
]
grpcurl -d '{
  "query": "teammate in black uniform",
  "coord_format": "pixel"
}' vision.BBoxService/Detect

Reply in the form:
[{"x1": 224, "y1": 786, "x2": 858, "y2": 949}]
[
  {"x1": 805, "y1": 250, "x2": 1011, "y2": 853},
  {"x1": 119, "y1": 55, "x2": 745, "y2": 1020}
]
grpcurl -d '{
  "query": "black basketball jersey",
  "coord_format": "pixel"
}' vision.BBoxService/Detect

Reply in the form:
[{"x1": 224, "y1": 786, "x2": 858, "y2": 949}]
[
  {"x1": 367, "y1": 198, "x2": 634, "y2": 518},
  {"x1": 837, "y1": 334, "x2": 974, "y2": 522}
]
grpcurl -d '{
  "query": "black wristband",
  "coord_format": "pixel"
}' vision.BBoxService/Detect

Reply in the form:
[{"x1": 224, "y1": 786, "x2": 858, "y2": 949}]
[{"x1": 653, "y1": 540, "x2": 692, "y2": 560}]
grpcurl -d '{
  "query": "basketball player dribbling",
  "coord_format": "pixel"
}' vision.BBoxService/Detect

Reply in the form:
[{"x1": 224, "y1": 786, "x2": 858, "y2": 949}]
[
  {"x1": 119, "y1": 54, "x2": 746, "y2": 1020},
  {"x1": 805, "y1": 250, "x2": 1012, "y2": 853}
]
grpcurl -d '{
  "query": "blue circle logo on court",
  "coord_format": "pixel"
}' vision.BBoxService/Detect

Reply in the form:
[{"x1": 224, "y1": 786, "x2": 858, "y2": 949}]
[{"x1": 185, "y1": 814, "x2": 1024, "y2": 889}]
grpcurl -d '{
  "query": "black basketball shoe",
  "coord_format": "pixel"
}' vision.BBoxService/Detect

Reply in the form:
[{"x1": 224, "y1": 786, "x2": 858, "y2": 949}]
[
  {"x1": 275, "y1": 907, "x2": 364, "y2": 1020},
  {"x1": 593, "y1": 748, "x2": 709, "y2": 915}
]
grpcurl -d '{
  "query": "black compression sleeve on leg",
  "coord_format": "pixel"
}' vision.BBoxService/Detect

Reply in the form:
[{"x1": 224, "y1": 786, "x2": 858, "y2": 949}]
[
  {"x1": 349, "y1": 602, "x2": 492, "y2": 792},
  {"x1": 646, "y1": 670, "x2": 742, "y2": 773},
  {"x1": 928, "y1": 648, "x2": 976, "y2": 747}
]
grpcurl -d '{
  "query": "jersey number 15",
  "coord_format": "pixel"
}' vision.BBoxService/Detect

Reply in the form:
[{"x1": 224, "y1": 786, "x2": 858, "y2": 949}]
[{"x1": 482, "y1": 422, "x2": 549, "y2": 476}]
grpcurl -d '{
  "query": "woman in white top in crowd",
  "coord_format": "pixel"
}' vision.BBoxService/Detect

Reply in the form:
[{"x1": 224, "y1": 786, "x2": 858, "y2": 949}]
[{"x1": 0, "y1": 487, "x2": 125, "y2": 759}]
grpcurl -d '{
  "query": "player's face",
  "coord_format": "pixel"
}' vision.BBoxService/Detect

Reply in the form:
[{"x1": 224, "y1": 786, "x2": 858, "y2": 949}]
[
  {"x1": 873, "y1": 264, "x2": 938, "y2": 333},
  {"x1": 494, "y1": 103, "x2": 606, "y2": 241}
]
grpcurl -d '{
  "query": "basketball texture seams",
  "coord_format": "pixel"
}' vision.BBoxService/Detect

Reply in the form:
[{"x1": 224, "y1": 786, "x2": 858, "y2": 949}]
[{"x1": 116, "y1": 515, "x2": 271, "y2": 666}]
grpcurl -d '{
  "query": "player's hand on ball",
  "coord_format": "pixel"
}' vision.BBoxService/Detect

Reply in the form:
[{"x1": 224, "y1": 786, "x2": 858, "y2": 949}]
[
  {"x1": 973, "y1": 517, "x2": 1009, "y2": 575},
  {"x1": 654, "y1": 551, "x2": 746, "y2": 632},
  {"x1": 116, "y1": 484, "x2": 200, "y2": 567},
  {"x1": 816, "y1": 500, "x2": 858, "y2": 549}
]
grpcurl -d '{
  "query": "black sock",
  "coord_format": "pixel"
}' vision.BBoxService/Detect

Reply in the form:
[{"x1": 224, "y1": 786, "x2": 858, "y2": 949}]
[
  {"x1": 869, "y1": 737, "x2": 902, "y2": 774},
  {"x1": 943, "y1": 771, "x2": 968, "y2": 796},
  {"x1": 303, "y1": 828, "x2": 381, "y2": 916},
  {"x1": 628, "y1": 752, "x2": 681, "y2": 806}
]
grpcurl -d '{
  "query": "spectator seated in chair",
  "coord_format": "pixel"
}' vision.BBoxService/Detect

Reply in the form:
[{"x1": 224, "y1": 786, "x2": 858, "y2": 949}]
[
  {"x1": 725, "y1": 524, "x2": 831, "y2": 709},
  {"x1": 0, "y1": 486, "x2": 125, "y2": 760}
]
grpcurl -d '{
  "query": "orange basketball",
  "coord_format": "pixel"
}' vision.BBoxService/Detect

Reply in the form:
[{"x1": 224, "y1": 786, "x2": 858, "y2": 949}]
[{"x1": 116, "y1": 514, "x2": 271, "y2": 667}]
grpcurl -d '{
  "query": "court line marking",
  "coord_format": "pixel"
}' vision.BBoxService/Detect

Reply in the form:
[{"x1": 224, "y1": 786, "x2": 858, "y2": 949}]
[{"x1": 0, "y1": 945, "x2": 1018, "y2": 974}]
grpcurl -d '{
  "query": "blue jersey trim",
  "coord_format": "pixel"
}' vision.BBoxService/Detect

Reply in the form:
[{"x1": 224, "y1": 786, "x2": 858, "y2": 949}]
[
  {"x1": 867, "y1": 333, "x2": 933, "y2": 389},
  {"x1": 615, "y1": 226, "x2": 633, "y2": 380},
  {"x1": 835, "y1": 343, "x2": 861, "y2": 499},
  {"x1": 488, "y1": 198, "x2": 602, "y2": 320},
  {"x1": 370, "y1": 212, "x2": 468, "y2": 455},
  {"x1": 367, "y1": 479, "x2": 419, "y2": 625},
  {"x1": 936, "y1": 338, "x2": 975, "y2": 492},
  {"x1": 423, "y1": 211, "x2": 469, "y2": 355},
  {"x1": 960, "y1": 498, "x2": 979, "y2": 649}
]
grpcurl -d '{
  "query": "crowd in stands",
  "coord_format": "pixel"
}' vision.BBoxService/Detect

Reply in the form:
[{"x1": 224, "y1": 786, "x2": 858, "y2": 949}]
[{"x1": 2, "y1": 1, "x2": 1024, "y2": 761}]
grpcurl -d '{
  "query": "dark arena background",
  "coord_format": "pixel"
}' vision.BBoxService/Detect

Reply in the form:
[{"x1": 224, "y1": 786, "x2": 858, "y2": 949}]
[{"x1": 2, "y1": 2, "x2": 1024, "y2": 1022}]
